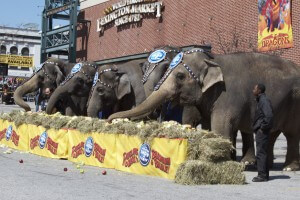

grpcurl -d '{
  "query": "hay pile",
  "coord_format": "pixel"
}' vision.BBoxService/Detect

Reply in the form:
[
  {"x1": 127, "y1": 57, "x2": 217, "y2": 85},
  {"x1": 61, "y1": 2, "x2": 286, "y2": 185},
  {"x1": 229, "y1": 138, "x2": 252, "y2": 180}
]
[
  {"x1": 0, "y1": 111, "x2": 245, "y2": 185},
  {"x1": 175, "y1": 161, "x2": 245, "y2": 185}
]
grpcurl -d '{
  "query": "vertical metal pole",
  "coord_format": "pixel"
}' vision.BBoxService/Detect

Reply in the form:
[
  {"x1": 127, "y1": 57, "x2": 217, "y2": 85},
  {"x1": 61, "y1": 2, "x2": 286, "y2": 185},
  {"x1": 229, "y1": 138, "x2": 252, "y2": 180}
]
[
  {"x1": 40, "y1": 0, "x2": 49, "y2": 63},
  {"x1": 69, "y1": 0, "x2": 78, "y2": 63}
]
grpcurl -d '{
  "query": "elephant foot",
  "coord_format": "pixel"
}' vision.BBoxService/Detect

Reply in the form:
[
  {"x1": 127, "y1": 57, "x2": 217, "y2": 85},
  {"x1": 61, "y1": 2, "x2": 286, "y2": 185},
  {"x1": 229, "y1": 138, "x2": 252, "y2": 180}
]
[
  {"x1": 283, "y1": 161, "x2": 300, "y2": 171},
  {"x1": 240, "y1": 156, "x2": 256, "y2": 165}
]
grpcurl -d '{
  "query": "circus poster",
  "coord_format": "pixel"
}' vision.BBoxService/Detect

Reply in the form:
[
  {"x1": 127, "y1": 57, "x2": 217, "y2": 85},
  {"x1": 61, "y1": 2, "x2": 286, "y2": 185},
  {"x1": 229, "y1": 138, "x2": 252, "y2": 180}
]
[{"x1": 258, "y1": 0, "x2": 293, "y2": 52}]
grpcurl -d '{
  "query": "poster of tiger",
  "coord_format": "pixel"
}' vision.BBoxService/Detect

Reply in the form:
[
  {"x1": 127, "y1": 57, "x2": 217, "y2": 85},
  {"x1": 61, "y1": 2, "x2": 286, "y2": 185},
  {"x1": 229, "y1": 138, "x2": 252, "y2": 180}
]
[{"x1": 258, "y1": 0, "x2": 293, "y2": 52}]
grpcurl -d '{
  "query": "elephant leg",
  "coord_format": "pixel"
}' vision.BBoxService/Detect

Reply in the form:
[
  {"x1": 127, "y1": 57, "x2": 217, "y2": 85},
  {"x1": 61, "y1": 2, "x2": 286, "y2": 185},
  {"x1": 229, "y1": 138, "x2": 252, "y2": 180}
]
[
  {"x1": 158, "y1": 104, "x2": 168, "y2": 123},
  {"x1": 240, "y1": 132, "x2": 256, "y2": 165},
  {"x1": 65, "y1": 107, "x2": 75, "y2": 116},
  {"x1": 232, "y1": 131, "x2": 237, "y2": 161},
  {"x1": 200, "y1": 119, "x2": 211, "y2": 130},
  {"x1": 268, "y1": 130, "x2": 281, "y2": 169},
  {"x1": 282, "y1": 132, "x2": 300, "y2": 171},
  {"x1": 211, "y1": 113, "x2": 238, "y2": 160}
]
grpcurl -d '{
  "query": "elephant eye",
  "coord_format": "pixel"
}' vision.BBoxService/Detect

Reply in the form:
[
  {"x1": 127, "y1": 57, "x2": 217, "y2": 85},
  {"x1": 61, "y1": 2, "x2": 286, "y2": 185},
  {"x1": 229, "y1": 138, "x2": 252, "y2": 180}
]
[
  {"x1": 38, "y1": 74, "x2": 44, "y2": 81},
  {"x1": 77, "y1": 77, "x2": 84, "y2": 85},
  {"x1": 97, "y1": 87, "x2": 105, "y2": 95},
  {"x1": 176, "y1": 72, "x2": 186, "y2": 81}
]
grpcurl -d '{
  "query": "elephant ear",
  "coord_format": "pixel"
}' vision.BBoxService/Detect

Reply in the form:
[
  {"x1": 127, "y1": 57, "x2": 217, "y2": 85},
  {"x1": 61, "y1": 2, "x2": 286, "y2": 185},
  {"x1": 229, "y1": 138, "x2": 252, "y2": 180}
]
[
  {"x1": 201, "y1": 59, "x2": 224, "y2": 93},
  {"x1": 54, "y1": 65, "x2": 65, "y2": 86},
  {"x1": 115, "y1": 73, "x2": 131, "y2": 100}
]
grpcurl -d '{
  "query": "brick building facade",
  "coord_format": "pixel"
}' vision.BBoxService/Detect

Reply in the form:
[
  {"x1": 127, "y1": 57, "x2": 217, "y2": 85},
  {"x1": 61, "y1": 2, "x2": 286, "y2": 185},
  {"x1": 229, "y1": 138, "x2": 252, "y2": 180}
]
[{"x1": 77, "y1": 0, "x2": 300, "y2": 65}]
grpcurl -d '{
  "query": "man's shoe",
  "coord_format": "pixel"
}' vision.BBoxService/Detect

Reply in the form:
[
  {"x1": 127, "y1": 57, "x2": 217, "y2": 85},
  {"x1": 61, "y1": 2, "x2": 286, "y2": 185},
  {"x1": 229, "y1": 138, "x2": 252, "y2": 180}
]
[{"x1": 252, "y1": 176, "x2": 268, "y2": 182}]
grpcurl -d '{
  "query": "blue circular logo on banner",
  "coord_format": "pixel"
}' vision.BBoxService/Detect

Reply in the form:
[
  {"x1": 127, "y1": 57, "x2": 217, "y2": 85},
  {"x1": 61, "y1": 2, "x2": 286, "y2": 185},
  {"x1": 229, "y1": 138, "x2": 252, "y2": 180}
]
[
  {"x1": 93, "y1": 72, "x2": 99, "y2": 86},
  {"x1": 39, "y1": 131, "x2": 48, "y2": 149},
  {"x1": 169, "y1": 52, "x2": 183, "y2": 69},
  {"x1": 148, "y1": 50, "x2": 167, "y2": 64},
  {"x1": 71, "y1": 63, "x2": 82, "y2": 74},
  {"x1": 139, "y1": 143, "x2": 151, "y2": 166},
  {"x1": 5, "y1": 125, "x2": 13, "y2": 141},
  {"x1": 84, "y1": 137, "x2": 94, "y2": 157},
  {"x1": 35, "y1": 63, "x2": 44, "y2": 72}
]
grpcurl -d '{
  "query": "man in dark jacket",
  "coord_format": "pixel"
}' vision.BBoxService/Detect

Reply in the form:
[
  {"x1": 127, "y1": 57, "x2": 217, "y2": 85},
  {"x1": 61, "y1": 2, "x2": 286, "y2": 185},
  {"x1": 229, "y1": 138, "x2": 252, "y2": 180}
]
[{"x1": 252, "y1": 83, "x2": 273, "y2": 182}]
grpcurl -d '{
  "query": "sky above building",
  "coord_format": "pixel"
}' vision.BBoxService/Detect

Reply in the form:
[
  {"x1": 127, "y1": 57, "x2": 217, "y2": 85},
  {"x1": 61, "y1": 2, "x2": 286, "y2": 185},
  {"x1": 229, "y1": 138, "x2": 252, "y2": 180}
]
[{"x1": 0, "y1": 0, "x2": 44, "y2": 30}]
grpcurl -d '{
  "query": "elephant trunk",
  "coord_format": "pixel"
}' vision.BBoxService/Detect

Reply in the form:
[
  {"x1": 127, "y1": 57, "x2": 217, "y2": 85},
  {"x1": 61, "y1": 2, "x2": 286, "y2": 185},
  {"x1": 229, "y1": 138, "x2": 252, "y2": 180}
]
[
  {"x1": 46, "y1": 85, "x2": 68, "y2": 114},
  {"x1": 107, "y1": 88, "x2": 171, "y2": 122},
  {"x1": 13, "y1": 75, "x2": 40, "y2": 111},
  {"x1": 144, "y1": 60, "x2": 169, "y2": 98},
  {"x1": 87, "y1": 98, "x2": 101, "y2": 118},
  {"x1": 87, "y1": 107, "x2": 99, "y2": 118}
]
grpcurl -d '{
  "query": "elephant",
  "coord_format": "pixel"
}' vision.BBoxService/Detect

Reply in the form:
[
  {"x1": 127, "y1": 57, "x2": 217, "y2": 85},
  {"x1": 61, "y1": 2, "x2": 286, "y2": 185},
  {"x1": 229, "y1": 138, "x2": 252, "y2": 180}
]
[
  {"x1": 46, "y1": 61, "x2": 97, "y2": 116},
  {"x1": 14, "y1": 58, "x2": 74, "y2": 111},
  {"x1": 108, "y1": 49, "x2": 300, "y2": 170},
  {"x1": 140, "y1": 46, "x2": 202, "y2": 125},
  {"x1": 142, "y1": 46, "x2": 254, "y2": 163},
  {"x1": 141, "y1": 46, "x2": 186, "y2": 121},
  {"x1": 87, "y1": 59, "x2": 146, "y2": 118}
]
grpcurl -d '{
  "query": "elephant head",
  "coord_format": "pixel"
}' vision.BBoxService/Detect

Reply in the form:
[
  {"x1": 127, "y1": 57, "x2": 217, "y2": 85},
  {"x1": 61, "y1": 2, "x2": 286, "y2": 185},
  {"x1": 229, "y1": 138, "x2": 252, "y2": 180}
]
[
  {"x1": 87, "y1": 65, "x2": 133, "y2": 118},
  {"x1": 46, "y1": 61, "x2": 97, "y2": 115},
  {"x1": 142, "y1": 46, "x2": 181, "y2": 97},
  {"x1": 108, "y1": 48, "x2": 223, "y2": 121},
  {"x1": 13, "y1": 58, "x2": 68, "y2": 111}
]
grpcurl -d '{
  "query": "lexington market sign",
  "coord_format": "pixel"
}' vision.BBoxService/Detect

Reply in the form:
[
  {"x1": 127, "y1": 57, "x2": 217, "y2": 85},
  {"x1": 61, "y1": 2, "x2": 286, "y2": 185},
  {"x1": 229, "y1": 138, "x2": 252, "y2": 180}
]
[{"x1": 97, "y1": 0, "x2": 163, "y2": 32}]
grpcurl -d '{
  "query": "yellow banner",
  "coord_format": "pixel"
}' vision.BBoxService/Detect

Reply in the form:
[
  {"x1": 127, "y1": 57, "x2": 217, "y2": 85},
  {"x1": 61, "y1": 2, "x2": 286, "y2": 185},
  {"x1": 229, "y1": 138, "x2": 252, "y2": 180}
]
[
  {"x1": 0, "y1": 55, "x2": 7, "y2": 63},
  {"x1": 28, "y1": 124, "x2": 68, "y2": 158},
  {"x1": 68, "y1": 130, "x2": 116, "y2": 169},
  {"x1": 0, "y1": 54, "x2": 33, "y2": 67},
  {"x1": 0, "y1": 120, "x2": 29, "y2": 151},
  {"x1": 115, "y1": 134, "x2": 187, "y2": 179},
  {"x1": 0, "y1": 120, "x2": 188, "y2": 179},
  {"x1": 258, "y1": 0, "x2": 293, "y2": 51}
]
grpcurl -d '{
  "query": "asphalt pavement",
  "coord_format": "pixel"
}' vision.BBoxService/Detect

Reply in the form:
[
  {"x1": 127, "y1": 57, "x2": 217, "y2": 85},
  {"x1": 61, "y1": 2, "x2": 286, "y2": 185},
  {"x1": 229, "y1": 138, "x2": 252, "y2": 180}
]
[{"x1": 0, "y1": 103, "x2": 300, "y2": 200}]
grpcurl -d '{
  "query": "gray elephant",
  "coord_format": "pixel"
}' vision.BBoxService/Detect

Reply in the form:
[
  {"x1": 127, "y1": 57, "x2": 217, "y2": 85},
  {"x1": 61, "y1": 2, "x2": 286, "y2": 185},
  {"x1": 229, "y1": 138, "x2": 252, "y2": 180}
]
[
  {"x1": 108, "y1": 49, "x2": 300, "y2": 171},
  {"x1": 46, "y1": 61, "x2": 97, "y2": 116},
  {"x1": 141, "y1": 46, "x2": 188, "y2": 121},
  {"x1": 87, "y1": 59, "x2": 146, "y2": 118},
  {"x1": 142, "y1": 46, "x2": 254, "y2": 163},
  {"x1": 14, "y1": 58, "x2": 74, "y2": 112}
]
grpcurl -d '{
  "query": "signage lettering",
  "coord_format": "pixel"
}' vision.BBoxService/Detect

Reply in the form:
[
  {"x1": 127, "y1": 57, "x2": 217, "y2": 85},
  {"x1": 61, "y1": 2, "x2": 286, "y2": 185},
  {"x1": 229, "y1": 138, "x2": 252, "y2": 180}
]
[
  {"x1": 30, "y1": 134, "x2": 59, "y2": 155},
  {"x1": 0, "y1": 55, "x2": 33, "y2": 67},
  {"x1": 11, "y1": 130, "x2": 20, "y2": 146},
  {"x1": 0, "y1": 129, "x2": 6, "y2": 141},
  {"x1": 261, "y1": 33, "x2": 290, "y2": 48},
  {"x1": 93, "y1": 143, "x2": 106, "y2": 163},
  {"x1": 46, "y1": 137, "x2": 59, "y2": 155},
  {"x1": 122, "y1": 147, "x2": 171, "y2": 173},
  {"x1": 71, "y1": 141, "x2": 107, "y2": 163},
  {"x1": 123, "y1": 148, "x2": 139, "y2": 167},
  {"x1": 151, "y1": 149, "x2": 170, "y2": 173},
  {"x1": 72, "y1": 142, "x2": 85, "y2": 158},
  {"x1": 97, "y1": 0, "x2": 163, "y2": 32},
  {"x1": 30, "y1": 135, "x2": 40, "y2": 150}
]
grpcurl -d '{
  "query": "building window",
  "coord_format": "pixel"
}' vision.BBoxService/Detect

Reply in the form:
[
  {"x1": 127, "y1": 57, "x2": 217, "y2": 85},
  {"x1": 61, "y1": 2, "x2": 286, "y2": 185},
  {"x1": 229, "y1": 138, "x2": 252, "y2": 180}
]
[
  {"x1": 10, "y1": 46, "x2": 18, "y2": 55},
  {"x1": 0, "y1": 45, "x2": 6, "y2": 54},
  {"x1": 21, "y1": 47, "x2": 29, "y2": 56},
  {"x1": 8, "y1": 66, "x2": 18, "y2": 70},
  {"x1": 21, "y1": 67, "x2": 30, "y2": 71}
]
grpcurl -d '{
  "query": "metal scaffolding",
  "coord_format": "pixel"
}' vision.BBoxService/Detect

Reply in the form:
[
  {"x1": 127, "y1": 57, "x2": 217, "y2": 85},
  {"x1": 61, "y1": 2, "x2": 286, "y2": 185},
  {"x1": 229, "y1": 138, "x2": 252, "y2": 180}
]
[{"x1": 41, "y1": 0, "x2": 79, "y2": 63}]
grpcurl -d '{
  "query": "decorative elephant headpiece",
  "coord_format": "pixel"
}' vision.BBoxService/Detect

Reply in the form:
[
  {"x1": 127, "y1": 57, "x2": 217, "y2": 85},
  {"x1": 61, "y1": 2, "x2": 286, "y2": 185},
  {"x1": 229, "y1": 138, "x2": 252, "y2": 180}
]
[
  {"x1": 13, "y1": 58, "x2": 67, "y2": 111},
  {"x1": 60, "y1": 61, "x2": 97, "y2": 86},
  {"x1": 45, "y1": 61, "x2": 98, "y2": 115},
  {"x1": 154, "y1": 48, "x2": 224, "y2": 93},
  {"x1": 141, "y1": 46, "x2": 181, "y2": 84},
  {"x1": 34, "y1": 58, "x2": 65, "y2": 88},
  {"x1": 89, "y1": 64, "x2": 132, "y2": 102},
  {"x1": 107, "y1": 49, "x2": 224, "y2": 122}
]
